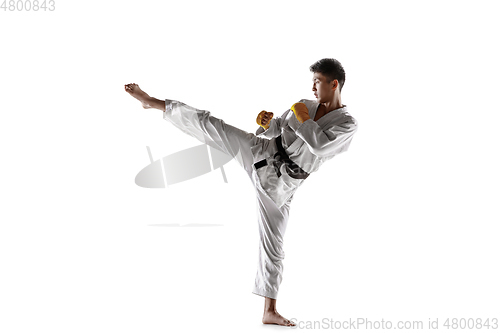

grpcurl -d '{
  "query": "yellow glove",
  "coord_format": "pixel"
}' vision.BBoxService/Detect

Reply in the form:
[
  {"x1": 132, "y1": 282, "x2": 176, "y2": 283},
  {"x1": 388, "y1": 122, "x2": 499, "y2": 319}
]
[
  {"x1": 291, "y1": 102, "x2": 311, "y2": 123},
  {"x1": 256, "y1": 110, "x2": 274, "y2": 130}
]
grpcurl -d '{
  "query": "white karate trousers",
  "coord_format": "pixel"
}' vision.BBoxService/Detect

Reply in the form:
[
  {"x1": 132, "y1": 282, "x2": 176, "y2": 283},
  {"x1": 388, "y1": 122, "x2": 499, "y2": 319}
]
[{"x1": 163, "y1": 99, "x2": 292, "y2": 299}]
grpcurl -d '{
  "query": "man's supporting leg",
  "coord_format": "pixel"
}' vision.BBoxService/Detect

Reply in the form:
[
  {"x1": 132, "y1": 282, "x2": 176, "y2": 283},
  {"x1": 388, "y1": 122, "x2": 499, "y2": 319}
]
[
  {"x1": 252, "y1": 184, "x2": 290, "y2": 299},
  {"x1": 263, "y1": 297, "x2": 296, "y2": 326},
  {"x1": 252, "y1": 185, "x2": 296, "y2": 326}
]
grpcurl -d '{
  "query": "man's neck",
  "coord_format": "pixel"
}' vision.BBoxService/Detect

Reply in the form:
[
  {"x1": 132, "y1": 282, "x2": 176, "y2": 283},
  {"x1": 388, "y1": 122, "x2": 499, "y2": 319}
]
[{"x1": 322, "y1": 97, "x2": 343, "y2": 113}]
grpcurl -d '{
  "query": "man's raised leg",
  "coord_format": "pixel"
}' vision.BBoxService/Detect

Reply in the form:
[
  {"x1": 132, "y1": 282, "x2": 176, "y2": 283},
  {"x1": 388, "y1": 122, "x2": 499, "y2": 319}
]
[
  {"x1": 124, "y1": 83, "x2": 165, "y2": 111},
  {"x1": 125, "y1": 83, "x2": 258, "y2": 179}
]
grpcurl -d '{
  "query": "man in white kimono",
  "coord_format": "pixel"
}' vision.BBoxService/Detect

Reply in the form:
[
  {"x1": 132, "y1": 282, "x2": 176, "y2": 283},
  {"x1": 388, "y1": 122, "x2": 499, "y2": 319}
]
[{"x1": 125, "y1": 58, "x2": 358, "y2": 327}]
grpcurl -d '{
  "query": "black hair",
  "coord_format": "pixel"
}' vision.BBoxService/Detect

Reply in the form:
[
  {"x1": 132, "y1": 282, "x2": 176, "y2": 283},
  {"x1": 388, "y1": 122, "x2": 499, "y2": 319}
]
[{"x1": 309, "y1": 58, "x2": 345, "y2": 93}]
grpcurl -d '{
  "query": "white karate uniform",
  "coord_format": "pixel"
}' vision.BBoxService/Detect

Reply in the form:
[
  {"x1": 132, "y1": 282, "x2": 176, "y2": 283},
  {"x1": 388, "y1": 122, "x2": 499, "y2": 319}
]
[{"x1": 162, "y1": 98, "x2": 358, "y2": 299}]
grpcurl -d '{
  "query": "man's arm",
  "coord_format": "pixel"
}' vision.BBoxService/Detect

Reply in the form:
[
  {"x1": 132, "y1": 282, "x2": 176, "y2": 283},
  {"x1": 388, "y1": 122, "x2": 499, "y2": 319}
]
[
  {"x1": 255, "y1": 116, "x2": 282, "y2": 138},
  {"x1": 294, "y1": 117, "x2": 358, "y2": 158},
  {"x1": 255, "y1": 107, "x2": 294, "y2": 139}
]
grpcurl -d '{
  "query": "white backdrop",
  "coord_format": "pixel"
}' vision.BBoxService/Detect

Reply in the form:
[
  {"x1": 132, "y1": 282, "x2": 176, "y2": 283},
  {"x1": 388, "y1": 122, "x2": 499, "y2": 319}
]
[{"x1": 1, "y1": 0, "x2": 499, "y2": 332}]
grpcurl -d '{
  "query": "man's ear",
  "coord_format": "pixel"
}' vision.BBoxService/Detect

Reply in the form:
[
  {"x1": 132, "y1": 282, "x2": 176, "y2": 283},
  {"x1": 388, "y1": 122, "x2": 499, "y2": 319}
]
[{"x1": 331, "y1": 79, "x2": 339, "y2": 91}]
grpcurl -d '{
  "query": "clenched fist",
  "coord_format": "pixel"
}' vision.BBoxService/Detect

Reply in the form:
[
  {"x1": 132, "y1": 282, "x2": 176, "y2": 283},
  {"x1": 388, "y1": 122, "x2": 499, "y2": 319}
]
[
  {"x1": 256, "y1": 110, "x2": 274, "y2": 130},
  {"x1": 291, "y1": 102, "x2": 311, "y2": 123}
]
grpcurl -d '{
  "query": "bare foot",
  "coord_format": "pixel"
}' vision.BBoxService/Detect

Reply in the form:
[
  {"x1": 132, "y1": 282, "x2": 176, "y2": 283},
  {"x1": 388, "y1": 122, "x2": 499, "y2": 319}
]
[
  {"x1": 262, "y1": 310, "x2": 296, "y2": 327},
  {"x1": 124, "y1": 83, "x2": 152, "y2": 109}
]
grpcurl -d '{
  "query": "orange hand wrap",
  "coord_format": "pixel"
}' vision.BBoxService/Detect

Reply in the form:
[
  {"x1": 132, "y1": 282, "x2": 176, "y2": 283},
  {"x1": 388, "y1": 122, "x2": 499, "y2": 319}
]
[{"x1": 291, "y1": 102, "x2": 311, "y2": 123}]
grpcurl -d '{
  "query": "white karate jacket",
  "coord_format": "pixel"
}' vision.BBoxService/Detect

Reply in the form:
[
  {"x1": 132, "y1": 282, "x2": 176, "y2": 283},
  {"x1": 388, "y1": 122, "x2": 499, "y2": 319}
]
[{"x1": 251, "y1": 99, "x2": 358, "y2": 208}]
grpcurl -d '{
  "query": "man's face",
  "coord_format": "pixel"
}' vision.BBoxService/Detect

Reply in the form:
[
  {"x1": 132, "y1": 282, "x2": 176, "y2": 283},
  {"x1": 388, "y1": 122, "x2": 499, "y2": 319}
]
[{"x1": 312, "y1": 72, "x2": 337, "y2": 102}]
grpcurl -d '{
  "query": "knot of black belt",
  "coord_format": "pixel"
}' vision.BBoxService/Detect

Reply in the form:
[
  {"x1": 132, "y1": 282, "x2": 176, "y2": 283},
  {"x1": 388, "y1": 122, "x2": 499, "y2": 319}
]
[{"x1": 253, "y1": 135, "x2": 309, "y2": 180}]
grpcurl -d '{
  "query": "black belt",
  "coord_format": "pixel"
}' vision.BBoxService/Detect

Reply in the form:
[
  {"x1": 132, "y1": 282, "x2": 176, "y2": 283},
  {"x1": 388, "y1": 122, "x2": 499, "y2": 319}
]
[{"x1": 253, "y1": 135, "x2": 310, "y2": 180}]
